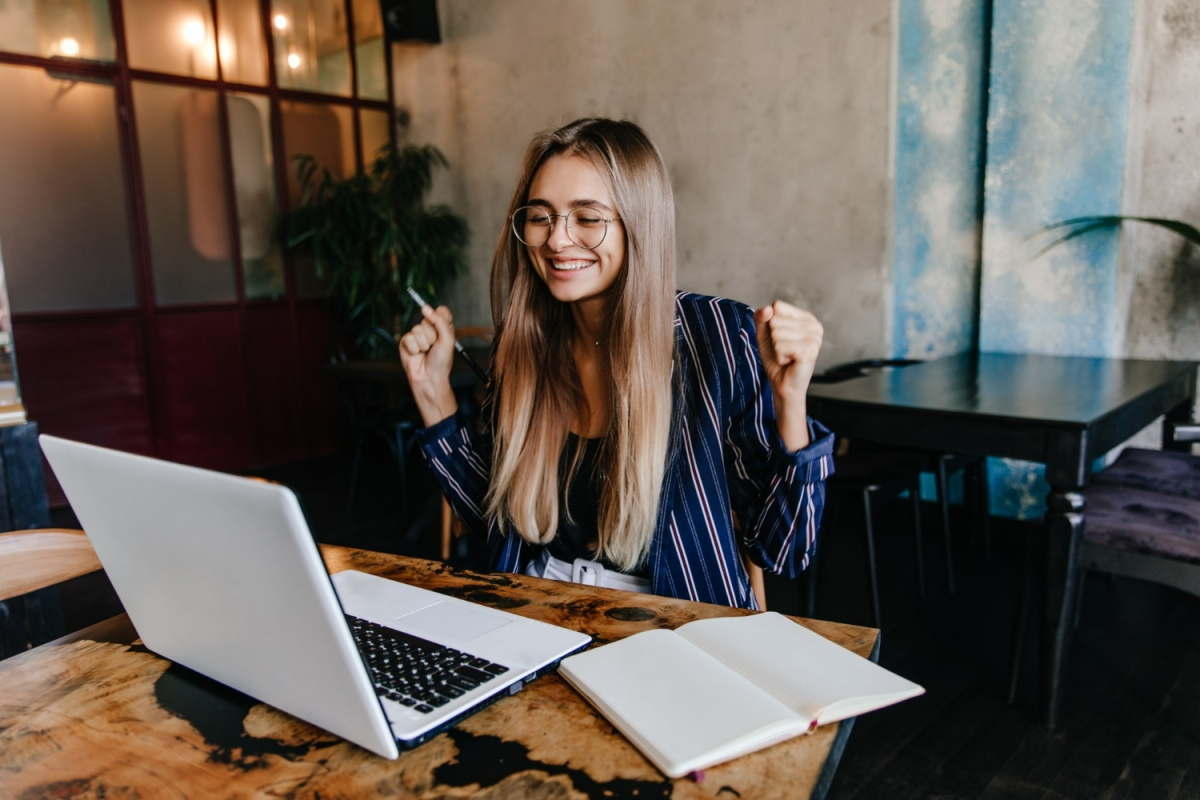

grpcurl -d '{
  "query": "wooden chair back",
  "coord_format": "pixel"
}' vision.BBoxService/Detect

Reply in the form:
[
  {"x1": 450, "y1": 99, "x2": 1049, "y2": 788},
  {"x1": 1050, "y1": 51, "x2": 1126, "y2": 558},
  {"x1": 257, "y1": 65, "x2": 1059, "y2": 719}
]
[
  {"x1": 455, "y1": 325, "x2": 495, "y2": 346},
  {"x1": 0, "y1": 529, "x2": 101, "y2": 602}
]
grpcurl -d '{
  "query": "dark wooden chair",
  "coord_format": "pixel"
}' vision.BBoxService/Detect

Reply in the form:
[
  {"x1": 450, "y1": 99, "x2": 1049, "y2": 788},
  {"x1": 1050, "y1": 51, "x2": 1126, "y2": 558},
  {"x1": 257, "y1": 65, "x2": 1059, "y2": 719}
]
[
  {"x1": 820, "y1": 447, "x2": 928, "y2": 627},
  {"x1": 1007, "y1": 426, "x2": 1200, "y2": 704},
  {"x1": 809, "y1": 360, "x2": 991, "y2": 626}
]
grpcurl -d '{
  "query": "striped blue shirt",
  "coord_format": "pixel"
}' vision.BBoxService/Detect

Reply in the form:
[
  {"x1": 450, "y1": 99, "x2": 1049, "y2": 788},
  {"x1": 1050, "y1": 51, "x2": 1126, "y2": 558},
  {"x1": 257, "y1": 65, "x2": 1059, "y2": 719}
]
[{"x1": 416, "y1": 292, "x2": 835, "y2": 609}]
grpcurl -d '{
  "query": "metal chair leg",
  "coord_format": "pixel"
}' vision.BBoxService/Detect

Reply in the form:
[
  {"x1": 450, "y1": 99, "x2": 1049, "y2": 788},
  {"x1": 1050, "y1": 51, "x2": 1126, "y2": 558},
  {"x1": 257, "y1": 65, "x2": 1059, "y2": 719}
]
[
  {"x1": 910, "y1": 480, "x2": 926, "y2": 599},
  {"x1": 863, "y1": 488, "x2": 882, "y2": 628},
  {"x1": 937, "y1": 457, "x2": 956, "y2": 594}
]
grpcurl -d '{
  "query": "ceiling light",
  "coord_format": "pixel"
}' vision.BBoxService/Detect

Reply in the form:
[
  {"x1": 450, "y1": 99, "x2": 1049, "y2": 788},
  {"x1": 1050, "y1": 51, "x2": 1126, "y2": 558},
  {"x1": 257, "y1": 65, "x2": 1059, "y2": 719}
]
[
  {"x1": 59, "y1": 37, "x2": 80, "y2": 56},
  {"x1": 182, "y1": 19, "x2": 206, "y2": 46},
  {"x1": 287, "y1": 52, "x2": 301, "y2": 69},
  {"x1": 273, "y1": 14, "x2": 288, "y2": 30}
]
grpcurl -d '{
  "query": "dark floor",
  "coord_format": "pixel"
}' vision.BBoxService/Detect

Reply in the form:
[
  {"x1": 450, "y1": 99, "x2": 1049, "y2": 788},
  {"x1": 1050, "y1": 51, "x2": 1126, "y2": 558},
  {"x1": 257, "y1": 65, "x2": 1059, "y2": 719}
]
[{"x1": 42, "y1": 443, "x2": 1200, "y2": 799}]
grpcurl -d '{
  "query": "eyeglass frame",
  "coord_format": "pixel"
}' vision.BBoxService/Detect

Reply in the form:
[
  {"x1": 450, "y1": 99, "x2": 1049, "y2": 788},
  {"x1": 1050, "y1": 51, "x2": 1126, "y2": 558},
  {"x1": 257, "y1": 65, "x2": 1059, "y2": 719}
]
[{"x1": 510, "y1": 205, "x2": 622, "y2": 251}]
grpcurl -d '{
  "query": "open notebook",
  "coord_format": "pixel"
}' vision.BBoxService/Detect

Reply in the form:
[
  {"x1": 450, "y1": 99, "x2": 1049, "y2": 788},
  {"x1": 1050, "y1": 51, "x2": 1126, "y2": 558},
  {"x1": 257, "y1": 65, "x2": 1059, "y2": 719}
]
[{"x1": 558, "y1": 612, "x2": 923, "y2": 778}]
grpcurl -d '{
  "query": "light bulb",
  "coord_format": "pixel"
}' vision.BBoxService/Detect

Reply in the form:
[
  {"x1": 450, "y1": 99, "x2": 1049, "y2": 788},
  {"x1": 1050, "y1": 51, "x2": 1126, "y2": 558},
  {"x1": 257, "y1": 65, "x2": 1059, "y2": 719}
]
[
  {"x1": 182, "y1": 19, "x2": 206, "y2": 46},
  {"x1": 273, "y1": 14, "x2": 288, "y2": 30},
  {"x1": 287, "y1": 52, "x2": 301, "y2": 69},
  {"x1": 59, "y1": 37, "x2": 80, "y2": 56}
]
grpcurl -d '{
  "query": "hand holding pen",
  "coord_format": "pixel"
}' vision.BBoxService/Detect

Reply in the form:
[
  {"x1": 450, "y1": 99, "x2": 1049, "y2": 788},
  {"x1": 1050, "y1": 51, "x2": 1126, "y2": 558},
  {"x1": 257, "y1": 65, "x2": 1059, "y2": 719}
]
[
  {"x1": 398, "y1": 288, "x2": 486, "y2": 427},
  {"x1": 405, "y1": 287, "x2": 489, "y2": 382}
]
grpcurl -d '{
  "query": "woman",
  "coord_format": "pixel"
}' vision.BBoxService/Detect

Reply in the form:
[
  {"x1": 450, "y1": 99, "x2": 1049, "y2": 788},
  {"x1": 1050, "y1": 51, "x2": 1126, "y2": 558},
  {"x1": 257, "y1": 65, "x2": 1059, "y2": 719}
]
[{"x1": 400, "y1": 118, "x2": 833, "y2": 609}]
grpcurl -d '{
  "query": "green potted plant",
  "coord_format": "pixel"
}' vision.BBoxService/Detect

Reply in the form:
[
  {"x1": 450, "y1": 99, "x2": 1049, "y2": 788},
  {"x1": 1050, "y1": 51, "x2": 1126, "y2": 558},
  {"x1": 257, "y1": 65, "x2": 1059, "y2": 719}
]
[
  {"x1": 1032, "y1": 215, "x2": 1200, "y2": 260},
  {"x1": 283, "y1": 143, "x2": 469, "y2": 356}
]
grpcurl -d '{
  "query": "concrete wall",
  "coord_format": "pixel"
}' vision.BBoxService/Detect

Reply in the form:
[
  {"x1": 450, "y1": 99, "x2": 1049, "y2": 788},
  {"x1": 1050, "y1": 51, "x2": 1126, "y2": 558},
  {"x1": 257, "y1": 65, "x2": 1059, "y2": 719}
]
[
  {"x1": 1120, "y1": 0, "x2": 1200, "y2": 363},
  {"x1": 392, "y1": 0, "x2": 895, "y2": 370}
]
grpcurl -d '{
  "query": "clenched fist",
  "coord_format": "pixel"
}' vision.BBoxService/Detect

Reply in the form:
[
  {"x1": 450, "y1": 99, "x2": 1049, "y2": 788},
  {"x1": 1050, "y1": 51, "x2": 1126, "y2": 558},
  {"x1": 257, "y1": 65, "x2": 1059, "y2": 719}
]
[
  {"x1": 754, "y1": 301, "x2": 823, "y2": 452},
  {"x1": 398, "y1": 303, "x2": 459, "y2": 427}
]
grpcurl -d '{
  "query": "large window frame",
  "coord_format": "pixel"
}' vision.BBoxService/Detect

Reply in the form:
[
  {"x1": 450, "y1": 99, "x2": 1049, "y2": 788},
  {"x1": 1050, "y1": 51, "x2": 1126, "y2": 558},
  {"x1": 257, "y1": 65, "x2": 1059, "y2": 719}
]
[{"x1": 0, "y1": 0, "x2": 395, "y2": 470}]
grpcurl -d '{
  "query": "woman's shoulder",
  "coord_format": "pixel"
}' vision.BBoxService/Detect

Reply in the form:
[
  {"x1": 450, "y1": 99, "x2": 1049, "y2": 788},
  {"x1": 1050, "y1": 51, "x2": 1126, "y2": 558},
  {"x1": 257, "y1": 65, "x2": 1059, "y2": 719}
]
[{"x1": 673, "y1": 291, "x2": 754, "y2": 336}]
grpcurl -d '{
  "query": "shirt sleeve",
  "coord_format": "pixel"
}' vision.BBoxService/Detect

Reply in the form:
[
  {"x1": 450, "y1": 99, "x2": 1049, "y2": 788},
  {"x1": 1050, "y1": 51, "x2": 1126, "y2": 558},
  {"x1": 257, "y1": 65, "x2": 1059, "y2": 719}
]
[
  {"x1": 723, "y1": 306, "x2": 835, "y2": 578},
  {"x1": 415, "y1": 410, "x2": 494, "y2": 539}
]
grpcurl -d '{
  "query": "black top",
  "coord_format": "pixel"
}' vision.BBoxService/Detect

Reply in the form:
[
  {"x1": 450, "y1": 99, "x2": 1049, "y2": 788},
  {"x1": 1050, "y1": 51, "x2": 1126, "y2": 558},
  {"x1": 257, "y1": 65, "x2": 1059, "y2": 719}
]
[{"x1": 546, "y1": 434, "x2": 649, "y2": 578}]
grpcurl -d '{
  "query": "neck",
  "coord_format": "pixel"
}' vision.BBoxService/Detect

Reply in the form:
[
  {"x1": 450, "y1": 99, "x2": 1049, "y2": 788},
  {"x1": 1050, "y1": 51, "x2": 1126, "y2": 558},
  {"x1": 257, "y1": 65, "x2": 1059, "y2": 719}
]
[{"x1": 571, "y1": 296, "x2": 608, "y2": 346}]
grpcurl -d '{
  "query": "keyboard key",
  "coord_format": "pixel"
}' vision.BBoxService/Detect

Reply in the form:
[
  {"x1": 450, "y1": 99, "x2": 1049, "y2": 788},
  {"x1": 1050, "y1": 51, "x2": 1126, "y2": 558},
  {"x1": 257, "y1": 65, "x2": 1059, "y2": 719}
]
[
  {"x1": 455, "y1": 665, "x2": 494, "y2": 684},
  {"x1": 345, "y1": 615, "x2": 511, "y2": 712}
]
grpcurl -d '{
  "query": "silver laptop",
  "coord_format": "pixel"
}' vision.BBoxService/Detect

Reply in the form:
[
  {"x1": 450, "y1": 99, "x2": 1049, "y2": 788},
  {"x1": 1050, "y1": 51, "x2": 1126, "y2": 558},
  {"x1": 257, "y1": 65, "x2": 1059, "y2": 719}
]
[{"x1": 40, "y1": 435, "x2": 591, "y2": 759}]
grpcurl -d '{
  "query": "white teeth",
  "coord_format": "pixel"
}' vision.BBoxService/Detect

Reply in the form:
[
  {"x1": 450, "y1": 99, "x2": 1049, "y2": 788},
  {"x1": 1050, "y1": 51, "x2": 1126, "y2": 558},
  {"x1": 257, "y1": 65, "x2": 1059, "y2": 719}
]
[{"x1": 551, "y1": 260, "x2": 593, "y2": 271}]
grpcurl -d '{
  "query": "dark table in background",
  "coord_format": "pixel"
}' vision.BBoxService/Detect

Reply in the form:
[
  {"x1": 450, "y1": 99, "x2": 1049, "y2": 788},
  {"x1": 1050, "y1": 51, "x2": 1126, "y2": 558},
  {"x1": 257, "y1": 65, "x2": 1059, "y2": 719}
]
[{"x1": 807, "y1": 351, "x2": 1199, "y2": 729}]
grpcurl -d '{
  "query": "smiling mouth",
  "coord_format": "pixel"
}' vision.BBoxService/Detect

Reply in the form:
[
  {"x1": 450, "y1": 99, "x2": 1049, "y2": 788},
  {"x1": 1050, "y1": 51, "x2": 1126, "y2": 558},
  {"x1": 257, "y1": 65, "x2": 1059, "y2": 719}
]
[{"x1": 549, "y1": 259, "x2": 594, "y2": 272}]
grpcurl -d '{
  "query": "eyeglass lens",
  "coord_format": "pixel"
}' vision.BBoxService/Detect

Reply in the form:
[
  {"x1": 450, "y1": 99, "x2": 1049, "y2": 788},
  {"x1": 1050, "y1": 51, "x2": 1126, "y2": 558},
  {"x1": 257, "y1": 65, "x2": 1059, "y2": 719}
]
[{"x1": 513, "y1": 206, "x2": 610, "y2": 250}]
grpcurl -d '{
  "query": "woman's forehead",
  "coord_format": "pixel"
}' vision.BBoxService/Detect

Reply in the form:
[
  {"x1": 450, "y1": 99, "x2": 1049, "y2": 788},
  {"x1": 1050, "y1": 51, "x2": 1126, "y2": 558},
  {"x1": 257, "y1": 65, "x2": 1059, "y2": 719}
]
[{"x1": 527, "y1": 155, "x2": 615, "y2": 211}]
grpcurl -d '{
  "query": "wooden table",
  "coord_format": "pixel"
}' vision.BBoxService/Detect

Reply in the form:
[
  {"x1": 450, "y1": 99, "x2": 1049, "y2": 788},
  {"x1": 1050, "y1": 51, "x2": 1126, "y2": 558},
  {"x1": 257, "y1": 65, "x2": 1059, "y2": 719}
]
[
  {"x1": 807, "y1": 351, "x2": 1198, "y2": 730},
  {"x1": 0, "y1": 546, "x2": 879, "y2": 799}
]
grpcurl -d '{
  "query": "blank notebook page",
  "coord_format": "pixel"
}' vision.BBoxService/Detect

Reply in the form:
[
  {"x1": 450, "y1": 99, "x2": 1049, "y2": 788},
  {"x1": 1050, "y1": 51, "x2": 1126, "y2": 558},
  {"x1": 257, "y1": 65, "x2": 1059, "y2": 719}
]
[
  {"x1": 675, "y1": 612, "x2": 923, "y2": 724},
  {"x1": 558, "y1": 627, "x2": 802, "y2": 775}
]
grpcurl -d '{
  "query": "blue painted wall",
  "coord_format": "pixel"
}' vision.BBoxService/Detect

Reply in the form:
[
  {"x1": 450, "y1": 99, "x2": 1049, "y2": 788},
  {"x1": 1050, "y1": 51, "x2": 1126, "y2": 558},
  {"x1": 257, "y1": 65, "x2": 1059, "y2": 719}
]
[
  {"x1": 892, "y1": 0, "x2": 989, "y2": 361},
  {"x1": 893, "y1": 0, "x2": 1138, "y2": 517},
  {"x1": 977, "y1": 0, "x2": 1136, "y2": 518}
]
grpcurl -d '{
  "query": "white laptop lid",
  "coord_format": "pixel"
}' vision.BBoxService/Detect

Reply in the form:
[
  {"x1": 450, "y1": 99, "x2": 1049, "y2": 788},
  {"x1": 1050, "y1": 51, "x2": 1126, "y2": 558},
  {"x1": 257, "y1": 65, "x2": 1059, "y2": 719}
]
[{"x1": 39, "y1": 435, "x2": 399, "y2": 759}]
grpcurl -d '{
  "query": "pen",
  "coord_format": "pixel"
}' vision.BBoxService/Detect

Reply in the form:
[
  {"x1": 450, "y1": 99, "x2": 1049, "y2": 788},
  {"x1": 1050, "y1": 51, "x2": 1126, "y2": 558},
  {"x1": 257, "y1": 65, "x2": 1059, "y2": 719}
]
[{"x1": 406, "y1": 286, "x2": 489, "y2": 383}]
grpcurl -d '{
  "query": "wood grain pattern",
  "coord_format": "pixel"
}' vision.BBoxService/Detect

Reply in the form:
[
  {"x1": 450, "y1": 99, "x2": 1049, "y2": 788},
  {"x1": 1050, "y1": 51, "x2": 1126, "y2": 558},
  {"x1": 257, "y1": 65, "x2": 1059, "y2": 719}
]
[
  {"x1": 0, "y1": 528, "x2": 100, "y2": 602},
  {"x1": 0, "y1": 546, "x2": 878, "y2": 799}
]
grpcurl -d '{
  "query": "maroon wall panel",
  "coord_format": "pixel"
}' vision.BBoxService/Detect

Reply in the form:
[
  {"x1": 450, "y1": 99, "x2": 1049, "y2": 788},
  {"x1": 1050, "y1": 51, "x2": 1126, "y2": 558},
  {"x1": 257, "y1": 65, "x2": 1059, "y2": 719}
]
[
  {"x1": 294, "y1": 302, "x2": 342, "y2": 456},
  {"x1": 13, "y1": 314, "x2": 155, "y2": 504},
  {"x1": 243, "y1": 305, "x2": 304, "y2": 466},
  {"x1": 156, "y1": 310, "x2": 252, "y2": 471}
]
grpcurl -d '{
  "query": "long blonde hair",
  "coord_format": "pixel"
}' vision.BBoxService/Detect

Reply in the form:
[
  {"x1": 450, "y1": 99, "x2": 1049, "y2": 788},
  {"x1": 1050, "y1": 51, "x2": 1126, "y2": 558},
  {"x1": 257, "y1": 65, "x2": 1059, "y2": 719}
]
[{"x1": 486, "y1": 119, "x2": 676, "y2": 571}]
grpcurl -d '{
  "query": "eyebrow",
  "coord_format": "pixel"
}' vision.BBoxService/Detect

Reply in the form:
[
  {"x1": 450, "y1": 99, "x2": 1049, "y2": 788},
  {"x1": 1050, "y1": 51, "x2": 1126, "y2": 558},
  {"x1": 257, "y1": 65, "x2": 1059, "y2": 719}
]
[{"x1": 526, "y1": 198, "x2": 614, "y2": 212}]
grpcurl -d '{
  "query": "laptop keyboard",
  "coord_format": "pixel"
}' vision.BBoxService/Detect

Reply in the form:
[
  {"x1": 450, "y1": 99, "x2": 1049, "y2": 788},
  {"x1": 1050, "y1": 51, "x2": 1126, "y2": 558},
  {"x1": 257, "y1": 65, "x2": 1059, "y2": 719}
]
[{"x1": 347, "y1": 615, "x2": 511, "y2": 714}]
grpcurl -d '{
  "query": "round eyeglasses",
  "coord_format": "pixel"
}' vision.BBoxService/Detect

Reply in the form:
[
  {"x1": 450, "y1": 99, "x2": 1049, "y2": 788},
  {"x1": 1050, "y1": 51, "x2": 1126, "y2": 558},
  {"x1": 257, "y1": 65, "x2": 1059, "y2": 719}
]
[{"x1": 511, "y1": 205, "x2": 621, "y2": 250}]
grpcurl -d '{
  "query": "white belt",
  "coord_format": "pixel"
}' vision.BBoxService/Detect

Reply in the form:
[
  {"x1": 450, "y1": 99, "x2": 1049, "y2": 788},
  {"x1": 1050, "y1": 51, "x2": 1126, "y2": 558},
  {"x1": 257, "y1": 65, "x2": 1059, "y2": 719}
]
[{"x1": 525, "y1": 549, "x2": 651, "y2": 593}]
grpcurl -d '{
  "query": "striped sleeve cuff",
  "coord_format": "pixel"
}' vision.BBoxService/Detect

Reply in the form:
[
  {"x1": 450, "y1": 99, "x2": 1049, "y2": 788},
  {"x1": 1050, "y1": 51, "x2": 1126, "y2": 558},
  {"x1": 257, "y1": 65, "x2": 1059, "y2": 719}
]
[{"x1": 774, "y1": 417, "x2": 835, "y2": 480}]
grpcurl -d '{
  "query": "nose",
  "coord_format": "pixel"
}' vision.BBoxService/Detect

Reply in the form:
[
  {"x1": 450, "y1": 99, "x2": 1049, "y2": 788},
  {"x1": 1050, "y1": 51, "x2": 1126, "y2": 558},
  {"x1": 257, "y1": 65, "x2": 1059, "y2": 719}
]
[{"x1": 545, "y1": 215, "x2": 573, "y2": 251}]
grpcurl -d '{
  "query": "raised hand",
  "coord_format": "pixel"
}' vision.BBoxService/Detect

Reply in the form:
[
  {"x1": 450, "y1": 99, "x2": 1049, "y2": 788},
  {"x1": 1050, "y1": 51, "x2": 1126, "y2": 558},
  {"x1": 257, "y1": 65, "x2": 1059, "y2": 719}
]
[
  {"x1": 754, "y1": 301, "x2": 824, "y2": 451},
  {"x1": 398, "y1": 303, "x2": 459, "y2": 427}
]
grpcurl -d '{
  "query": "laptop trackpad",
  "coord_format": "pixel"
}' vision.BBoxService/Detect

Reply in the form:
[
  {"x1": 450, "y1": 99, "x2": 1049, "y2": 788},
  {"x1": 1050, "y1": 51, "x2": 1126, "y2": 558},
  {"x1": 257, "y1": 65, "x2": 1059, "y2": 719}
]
[{"x1": 395, "y1": 602, "x2": 511, "y2": 642}]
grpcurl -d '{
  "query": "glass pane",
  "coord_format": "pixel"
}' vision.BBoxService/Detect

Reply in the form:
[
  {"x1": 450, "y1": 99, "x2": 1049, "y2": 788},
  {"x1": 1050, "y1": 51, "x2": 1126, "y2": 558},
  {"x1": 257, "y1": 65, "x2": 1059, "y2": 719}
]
[
  {"x1": 281, "y1": 100, "x2": 355, "y2": 203},
  {"x1": 282, "y1": 100, "x2": 354, "y2": 298},
  {"x1": 353, "y1": 0, "x2": 387, "y2": 100},
  {"x1": 0, "y1": 64, "x2": 136, "y2": 312},
  {"x1": 360, "y1": 108, "x2": 391, "y2": 166},
  {"x1": 271, "y1": 0, "x2": 351, "y2": 96},
  {"x1": 217, "y1": 0, "x2": 269, "y2": 85},
  {"x1": 123, "y1": 0, "x2": 218, "y2": 79},
  {"x1": 0, "y1": 0, "x2": 115, "y2": 61},
  {"x1": 228, "y1": 93, "x2": 284, "y2": 299},
  {"x1": 133, "y1": 82, "x2": 237, "y2": 304}
]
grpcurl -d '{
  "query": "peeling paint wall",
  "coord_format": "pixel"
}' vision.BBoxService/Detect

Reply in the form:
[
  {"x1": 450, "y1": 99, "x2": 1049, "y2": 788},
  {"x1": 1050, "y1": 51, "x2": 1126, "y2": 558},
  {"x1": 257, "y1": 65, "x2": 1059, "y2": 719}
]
[
  {"x1": 892, "y1": 0, "x2": 989, "y2": 359},
  {"x1": 391, "y1": 0, "x2": 895, "y2": 370},
  {"x1": 979, "y1": 0, "x2": 1136, "y2": 359},
  {"x1": 978, "y1": 0, "x2": 1137, "y2": 518}
]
